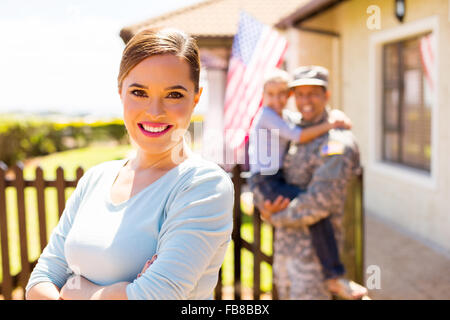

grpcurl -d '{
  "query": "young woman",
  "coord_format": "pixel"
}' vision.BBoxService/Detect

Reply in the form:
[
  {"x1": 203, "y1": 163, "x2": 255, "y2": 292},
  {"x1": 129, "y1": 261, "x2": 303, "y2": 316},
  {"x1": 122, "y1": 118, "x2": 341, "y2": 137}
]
[{"x1": 25, "y1": 28, "x2": 234, "y2": 300}]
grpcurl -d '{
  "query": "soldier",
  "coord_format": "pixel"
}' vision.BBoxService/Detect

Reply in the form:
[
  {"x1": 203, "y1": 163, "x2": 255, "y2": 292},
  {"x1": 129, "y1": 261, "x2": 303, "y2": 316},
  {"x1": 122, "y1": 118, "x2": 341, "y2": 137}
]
[{"x1": 255, "y1": 66, "x2": 367, "y2": 299}]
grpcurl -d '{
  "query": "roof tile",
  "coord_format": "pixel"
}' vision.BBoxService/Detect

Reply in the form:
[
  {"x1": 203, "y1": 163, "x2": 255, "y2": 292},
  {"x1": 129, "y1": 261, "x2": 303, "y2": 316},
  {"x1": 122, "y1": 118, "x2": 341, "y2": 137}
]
[{"x1": 120, "y1": 0, "x2": 311, "y2": 42}]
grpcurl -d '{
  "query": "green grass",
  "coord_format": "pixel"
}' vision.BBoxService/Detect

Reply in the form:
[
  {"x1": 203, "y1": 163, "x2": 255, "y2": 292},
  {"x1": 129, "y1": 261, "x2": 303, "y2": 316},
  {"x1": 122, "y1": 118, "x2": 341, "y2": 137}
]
[
  {"x1": 0, "y1": 144, "x2": 274, "y2": 294},
  {"x1": 220, "y1": 201, "x2": 274, "y2": 294},
  {"x1": 22, "y1": 144, "x2": 134, "y2": 180}
]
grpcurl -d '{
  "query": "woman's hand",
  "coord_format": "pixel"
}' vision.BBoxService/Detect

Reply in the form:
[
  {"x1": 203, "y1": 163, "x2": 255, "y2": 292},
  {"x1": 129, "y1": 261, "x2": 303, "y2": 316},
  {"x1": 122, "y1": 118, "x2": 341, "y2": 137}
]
[
  {"x1": 257, "y1": 195, "x2": 290, "y2": 224},
  {"x1": 25, "y1": 282, "x2": 61, "y2": 300},
  {"x1": 59, "y1": 275, "x2": 100, "y2": 300},
  {"x1": 59, "y1": 255, "x2": 157, "y2": 300},
  {"x1": 137, "y1": 254, "x2": 157, "y2": 279}
]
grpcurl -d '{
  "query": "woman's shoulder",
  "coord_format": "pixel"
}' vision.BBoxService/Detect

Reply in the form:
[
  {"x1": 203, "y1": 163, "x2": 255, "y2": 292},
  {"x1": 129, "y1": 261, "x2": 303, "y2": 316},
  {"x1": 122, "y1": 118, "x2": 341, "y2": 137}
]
[
  {"x1": 77, "y1": 159, "x2": 126, "y2": 186},
  {"x1": 164, "y1": 154, "x2": 235, "y2": 220},
  {"x1": 176, "y1": 154, "x2": 234, "y2": 194}
]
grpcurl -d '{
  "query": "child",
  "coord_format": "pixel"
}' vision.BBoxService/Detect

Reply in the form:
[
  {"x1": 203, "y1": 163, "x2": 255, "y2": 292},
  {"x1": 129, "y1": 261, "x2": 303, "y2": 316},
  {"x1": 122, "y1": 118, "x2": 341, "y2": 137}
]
[{"x1": 248, "y1": 68, "x2": 365, "y2": 300}]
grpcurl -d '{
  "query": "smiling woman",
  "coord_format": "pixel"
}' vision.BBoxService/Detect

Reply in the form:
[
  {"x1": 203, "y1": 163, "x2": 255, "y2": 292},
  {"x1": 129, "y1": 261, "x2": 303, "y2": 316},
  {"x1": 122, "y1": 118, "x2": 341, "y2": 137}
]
[{"x1": 25, "y1": 28, "x2": 234, "y2": 300}]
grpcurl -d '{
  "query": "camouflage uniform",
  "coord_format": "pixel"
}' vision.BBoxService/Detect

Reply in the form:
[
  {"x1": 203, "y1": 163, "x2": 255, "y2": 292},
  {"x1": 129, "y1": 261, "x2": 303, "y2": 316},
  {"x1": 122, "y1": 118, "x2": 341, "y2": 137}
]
[{"x1": 253, "y1": 108, "x2": 361, "y2": 300}]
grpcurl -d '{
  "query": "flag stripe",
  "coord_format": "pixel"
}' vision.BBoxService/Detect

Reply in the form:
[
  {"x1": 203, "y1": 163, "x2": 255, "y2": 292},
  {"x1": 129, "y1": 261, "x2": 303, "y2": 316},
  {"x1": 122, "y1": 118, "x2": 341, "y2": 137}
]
[
  {"x1": 223, "y1": 11, "x2": 288, "y2": 154},
  {"x1": 225, "y1": 34, "x2": 288, "y2": 147},
  {"x1": 224, "y1": 26, "x2": 283, "y2": 128},
  {"x1": 420, "y1": 34, "x2": 435, "y2": 89},
  {"x1": 224, "y1": 26, "x2": 274, "y2": 124}
]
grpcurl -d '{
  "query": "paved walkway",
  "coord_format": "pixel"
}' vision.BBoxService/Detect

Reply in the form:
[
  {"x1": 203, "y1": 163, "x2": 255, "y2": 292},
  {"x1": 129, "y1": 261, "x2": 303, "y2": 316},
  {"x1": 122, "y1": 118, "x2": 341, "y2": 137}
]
[{"x1": 364, "y1": 213, "x2": 450, "y2": 300}]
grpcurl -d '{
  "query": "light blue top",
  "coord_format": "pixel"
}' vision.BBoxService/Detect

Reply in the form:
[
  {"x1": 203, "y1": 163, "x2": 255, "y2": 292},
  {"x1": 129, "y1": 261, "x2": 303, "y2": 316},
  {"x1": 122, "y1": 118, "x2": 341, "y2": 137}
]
[
  {"x1": 25, "y1": 154, "x2": 234, "y2": 300},
  {"x1": 248, "y1": 106, "x2": 302, "y2": 175}
]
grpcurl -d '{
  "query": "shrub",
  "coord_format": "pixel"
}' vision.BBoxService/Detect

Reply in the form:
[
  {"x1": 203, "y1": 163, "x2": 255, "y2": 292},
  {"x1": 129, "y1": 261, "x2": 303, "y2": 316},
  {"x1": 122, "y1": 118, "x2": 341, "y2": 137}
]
[{"x1": 0, "y1": 116, "x2": 129, "y2": 166}]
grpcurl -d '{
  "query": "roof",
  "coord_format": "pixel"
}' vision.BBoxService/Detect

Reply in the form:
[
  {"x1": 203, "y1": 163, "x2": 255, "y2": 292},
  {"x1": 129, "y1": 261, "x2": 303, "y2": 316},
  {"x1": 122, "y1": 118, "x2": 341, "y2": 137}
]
[
  {"x1": 275, "y1": 0, "x2": 344, "y2": 28},
  {"x1": 119, "y1": 0, "x2": 312, "y2": 44}
]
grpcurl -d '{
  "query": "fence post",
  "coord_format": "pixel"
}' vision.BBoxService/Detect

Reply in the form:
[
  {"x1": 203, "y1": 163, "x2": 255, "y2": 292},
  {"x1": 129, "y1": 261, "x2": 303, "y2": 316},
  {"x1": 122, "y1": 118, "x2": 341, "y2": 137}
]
[
  {"x1": 56, "y1": 167, "x2": 66, "y2": 218},
  {"x1": 13, "y1": 162, "x2": 30, "y2": 291},
  {"x1": 214, "y1": 267, "x2": 223, "y2": 300},
  {"x1": 0, "y1": 162, "x2": 12, "y2": 299},
  {"x1": 231, "y1": 165, "x2": 242, "y2": 300},
  {"x1": 35, "y1": 166, "x2": 48, "y2": 251},
  {"x1": 253, "y1": 205, "x2": 261, "y2": 299},
  {"x1": 341, "y1": 172, "x2": 365, "y2": 285}
]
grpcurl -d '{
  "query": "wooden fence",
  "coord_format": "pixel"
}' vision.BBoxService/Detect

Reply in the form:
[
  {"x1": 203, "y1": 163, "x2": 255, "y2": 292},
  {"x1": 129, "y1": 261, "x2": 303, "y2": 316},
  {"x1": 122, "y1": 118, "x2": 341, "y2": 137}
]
[{"x1": 0, "y1": 163, "x2": 363, "y2": 300}]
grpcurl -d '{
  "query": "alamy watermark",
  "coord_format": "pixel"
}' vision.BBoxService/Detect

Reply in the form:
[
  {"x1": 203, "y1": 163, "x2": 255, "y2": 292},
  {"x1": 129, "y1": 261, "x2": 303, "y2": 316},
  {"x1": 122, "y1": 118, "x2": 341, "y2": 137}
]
[
  {"x1": 366, "y1": 264, "x2": 381, "y2": 290},
  {"x1": 170, "y1": 122, "x2": 281, "y2": 174},
  {"x1": 367, "y1": 5, "x2": 381, "y2": 30}
]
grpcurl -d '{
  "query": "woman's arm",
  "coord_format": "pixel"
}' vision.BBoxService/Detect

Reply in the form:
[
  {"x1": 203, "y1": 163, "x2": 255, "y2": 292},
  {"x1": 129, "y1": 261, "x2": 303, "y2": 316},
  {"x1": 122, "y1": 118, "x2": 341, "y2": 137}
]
[
  {"x1": 61, "y1": 167, "x2": 233, "y2": 300},
  {"x1": 125, "y1": 167, "x2": 234, "y2": 300},
  {"x1": 59, "y1": 255, "x2": 157, "y2": 300},
  {"x1": 25, "y1": 282, "x2": 61, "y2": 300},
  {"x1": 25, "y1": 171, "x2": 90, "y2": 299},
  {"x1": 59, "y1": 276, "x2": 129, "y2": 300}
]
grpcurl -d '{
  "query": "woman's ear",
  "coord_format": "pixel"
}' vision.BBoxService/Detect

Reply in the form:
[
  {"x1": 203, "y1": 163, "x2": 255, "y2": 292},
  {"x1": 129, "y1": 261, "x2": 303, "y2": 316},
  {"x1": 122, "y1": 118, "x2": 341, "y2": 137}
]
[
  {"x1": 118, "y1": 86, "x2": 123, "y2": 100},
  {"x1": 193, "y1": 87, "x2": 203, "y2": 107}
]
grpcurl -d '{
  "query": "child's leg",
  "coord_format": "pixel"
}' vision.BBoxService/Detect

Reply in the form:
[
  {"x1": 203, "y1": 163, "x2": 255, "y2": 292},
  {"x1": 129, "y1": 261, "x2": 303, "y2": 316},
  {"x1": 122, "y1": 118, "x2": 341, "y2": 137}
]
[
  {"x1": 264, "y1": 171, "x2": 345, "y2": 280},
  {"x1": 250, "y1": 172, "x2": 345, "y2": 279},
  {"x1": 249, "y1": 171, "x2": 302, "y2": 203},
  {"x1": 309, "y1": 218, "x2": 345, "y2": 280},
  {"x1": 248, "y1": 173, "x2": 282, "y2": 203}
]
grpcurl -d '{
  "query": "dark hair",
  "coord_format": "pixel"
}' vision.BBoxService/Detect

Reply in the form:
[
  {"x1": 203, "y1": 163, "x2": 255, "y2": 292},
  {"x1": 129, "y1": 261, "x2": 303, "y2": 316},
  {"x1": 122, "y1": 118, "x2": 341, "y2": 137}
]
[{"x1": 118, "y1": 28, "x2": 200, "y2": 92}]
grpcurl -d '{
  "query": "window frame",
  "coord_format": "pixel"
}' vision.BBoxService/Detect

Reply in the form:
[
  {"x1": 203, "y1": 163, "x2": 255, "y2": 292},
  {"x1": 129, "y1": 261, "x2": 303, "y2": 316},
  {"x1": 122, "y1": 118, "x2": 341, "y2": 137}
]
[
  {"x1": 368, "y1": 16, "x2": 439, "y2": 189},
  {"x1": 381, "y1": 34, "x2": 431, "y2": 172}
]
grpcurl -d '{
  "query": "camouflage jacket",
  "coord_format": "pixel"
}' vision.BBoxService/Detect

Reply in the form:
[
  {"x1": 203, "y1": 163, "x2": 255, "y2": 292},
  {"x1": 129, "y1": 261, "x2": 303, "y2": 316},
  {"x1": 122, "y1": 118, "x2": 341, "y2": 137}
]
[{"x1": 257, "y1": 109, "x2": 361, "y2": 255}]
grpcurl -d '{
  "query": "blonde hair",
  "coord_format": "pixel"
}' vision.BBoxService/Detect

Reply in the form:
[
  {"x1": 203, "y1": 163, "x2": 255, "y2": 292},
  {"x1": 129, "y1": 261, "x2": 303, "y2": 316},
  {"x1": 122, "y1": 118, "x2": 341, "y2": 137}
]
[
  {"x1": 263, "y1": 68, "x2": 291, "y2": 87},
  {"x1": 117, "y1": 28, "x2": 201, "y2": 92}
]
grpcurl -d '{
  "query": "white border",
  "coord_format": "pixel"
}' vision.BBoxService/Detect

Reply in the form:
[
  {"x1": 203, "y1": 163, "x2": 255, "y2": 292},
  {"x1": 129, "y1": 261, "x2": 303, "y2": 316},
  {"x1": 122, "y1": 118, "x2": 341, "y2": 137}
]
[{"x1": 368, "y1": 16, "x2": 440, "y2": 190}]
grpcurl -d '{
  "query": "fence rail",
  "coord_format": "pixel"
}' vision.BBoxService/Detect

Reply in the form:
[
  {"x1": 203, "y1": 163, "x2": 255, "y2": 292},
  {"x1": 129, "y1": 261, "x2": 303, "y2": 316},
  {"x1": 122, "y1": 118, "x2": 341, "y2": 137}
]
[{"x1": 0, "y1": 163, "x2": 363, "y2": 300}]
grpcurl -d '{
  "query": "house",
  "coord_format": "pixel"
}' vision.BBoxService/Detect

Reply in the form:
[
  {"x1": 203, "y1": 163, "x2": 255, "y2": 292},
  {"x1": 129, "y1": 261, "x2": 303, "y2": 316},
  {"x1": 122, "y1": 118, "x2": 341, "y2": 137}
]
[
  {"x1": 120, "y1": 0, "x2": 450, "y2": 255},
  {"x1": 276, "y1": 0, "x2": 450, "y2": 255},
  {"x1": 119, "y1": 0, "x2": 309, "y2": 164}
]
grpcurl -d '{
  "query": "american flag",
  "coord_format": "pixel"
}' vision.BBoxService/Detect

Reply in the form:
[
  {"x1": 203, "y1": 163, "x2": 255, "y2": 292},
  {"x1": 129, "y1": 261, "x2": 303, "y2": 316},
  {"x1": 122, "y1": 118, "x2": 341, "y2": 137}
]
[
  {"x1": 223, "y1": 11, "x2": 288, "y2": 160},
  {"x1": 419, "y1": 33, "x2": 435, "y2": 90}
]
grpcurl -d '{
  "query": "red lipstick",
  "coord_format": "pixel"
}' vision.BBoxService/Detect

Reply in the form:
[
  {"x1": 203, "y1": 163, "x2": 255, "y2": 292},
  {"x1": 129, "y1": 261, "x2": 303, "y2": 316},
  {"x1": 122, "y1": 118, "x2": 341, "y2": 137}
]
[{"x1": 137, "y1": 122, "x2": 173, "y2": 137}]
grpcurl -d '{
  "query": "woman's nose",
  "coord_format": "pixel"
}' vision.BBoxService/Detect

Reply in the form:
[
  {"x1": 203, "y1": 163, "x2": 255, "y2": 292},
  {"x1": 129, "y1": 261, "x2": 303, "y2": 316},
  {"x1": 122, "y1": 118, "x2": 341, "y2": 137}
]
[{"x1": 146, "y1": 98, "x2": 165, "y2": 118}]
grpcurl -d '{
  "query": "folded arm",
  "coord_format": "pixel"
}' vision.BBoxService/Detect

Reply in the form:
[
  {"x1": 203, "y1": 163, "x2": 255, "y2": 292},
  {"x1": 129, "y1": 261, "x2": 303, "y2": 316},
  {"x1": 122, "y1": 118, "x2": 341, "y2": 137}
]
[
  {"x1": 59, "y1": 168, "x2": 234, "y2": 300},
  {"x1": 26, "y1": 171, "x2": 90, "y2": 300},
  {"x1": 124, "y1": 170, "x2": 234, "y2": 299}
]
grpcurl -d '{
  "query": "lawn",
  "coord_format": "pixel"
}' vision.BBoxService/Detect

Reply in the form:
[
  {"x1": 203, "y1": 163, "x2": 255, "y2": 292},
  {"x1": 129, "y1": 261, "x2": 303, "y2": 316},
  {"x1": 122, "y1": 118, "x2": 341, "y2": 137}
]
[{"x1": 0, "y1": 144, "x2": 274, "y2": 294}]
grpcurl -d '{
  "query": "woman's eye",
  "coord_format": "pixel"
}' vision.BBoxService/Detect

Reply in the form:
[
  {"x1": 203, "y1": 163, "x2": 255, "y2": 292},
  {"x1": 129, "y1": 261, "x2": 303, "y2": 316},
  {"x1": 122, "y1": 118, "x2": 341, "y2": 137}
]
[
  {"x1": 131, "y1": 89, "x2": 147, "y2": 98},
  {"x1": 166, "y1": 92, "x2": 184, "y2": 99}
]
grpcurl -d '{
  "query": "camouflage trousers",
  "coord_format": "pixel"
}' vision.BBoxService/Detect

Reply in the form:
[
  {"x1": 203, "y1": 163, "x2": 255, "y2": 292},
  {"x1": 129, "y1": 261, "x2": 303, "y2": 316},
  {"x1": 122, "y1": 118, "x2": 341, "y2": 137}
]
[
  {"x1": 272, "y1": 225, "x2": 334, "y2": 300},
  {"x1": 273, "y1": 252, "x2": 332, "y2": 300}
]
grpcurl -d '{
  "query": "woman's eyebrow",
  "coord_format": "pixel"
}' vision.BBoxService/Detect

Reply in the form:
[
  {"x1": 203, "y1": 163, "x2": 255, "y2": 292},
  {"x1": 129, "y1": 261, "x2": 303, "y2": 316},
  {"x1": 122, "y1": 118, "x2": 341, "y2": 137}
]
[
  {"x1": 128, "y1": 83, "x2": 187, "y2": 91},
  {"x1": 128, "y1": 83, "x2": 148, "y2": 89},
  {"x1": 165, "y1": 85, "x2": 187, "y2": 92}
]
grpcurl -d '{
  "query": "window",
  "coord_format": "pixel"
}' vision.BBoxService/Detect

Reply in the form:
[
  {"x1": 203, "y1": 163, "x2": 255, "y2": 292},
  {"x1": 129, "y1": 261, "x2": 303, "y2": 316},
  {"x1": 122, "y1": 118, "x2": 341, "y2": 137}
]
[{"x1": 381, "y1": 33, "x2": 434, "y2": 172}]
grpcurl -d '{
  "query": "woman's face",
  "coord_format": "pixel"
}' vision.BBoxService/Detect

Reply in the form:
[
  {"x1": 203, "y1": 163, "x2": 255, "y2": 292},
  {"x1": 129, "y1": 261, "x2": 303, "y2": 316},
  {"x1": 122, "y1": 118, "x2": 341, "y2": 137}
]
[{"x1": 119, "y1": 54, "x2": 202, "y2": 156}]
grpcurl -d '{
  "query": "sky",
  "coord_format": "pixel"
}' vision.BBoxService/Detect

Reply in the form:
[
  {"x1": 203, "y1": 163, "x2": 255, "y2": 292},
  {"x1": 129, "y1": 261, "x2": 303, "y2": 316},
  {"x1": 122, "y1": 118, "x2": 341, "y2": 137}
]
[{"x1": 0, "y1": 0, "x2": 205, "y2": 117}]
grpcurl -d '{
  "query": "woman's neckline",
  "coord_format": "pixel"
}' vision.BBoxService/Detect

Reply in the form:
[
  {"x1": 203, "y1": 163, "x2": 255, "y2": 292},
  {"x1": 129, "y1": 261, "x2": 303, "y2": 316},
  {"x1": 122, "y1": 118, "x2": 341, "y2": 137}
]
[{"x1": 105, "y1": 155, "x2": 196, "y2": 208}]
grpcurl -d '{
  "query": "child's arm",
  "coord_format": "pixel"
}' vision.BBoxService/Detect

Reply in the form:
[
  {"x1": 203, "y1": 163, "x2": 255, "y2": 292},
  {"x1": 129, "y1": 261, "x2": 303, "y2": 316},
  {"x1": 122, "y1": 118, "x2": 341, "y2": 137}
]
[
  {"x1": 298, "y1": 119, "x2": 350, "y2": 144},
  {"x1": 260, "y1": 108, "x2": 351, "y2": 145}
]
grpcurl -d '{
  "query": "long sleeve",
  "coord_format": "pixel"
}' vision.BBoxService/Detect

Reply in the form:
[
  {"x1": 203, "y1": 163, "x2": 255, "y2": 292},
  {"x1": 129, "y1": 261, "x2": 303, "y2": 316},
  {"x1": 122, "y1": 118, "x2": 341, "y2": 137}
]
[
  {"x1": 270, "y1": 151, "x2": 353, "y2": 229},
  {"x1": 259, "y1": 108, "x2": 302, "y2": 141},
  {"x1": 125, "y1": 167, "x2": 234, "y2": 300},
  {"x1": 25, "y1": 171, "x2": 89, "y2": 293}
]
